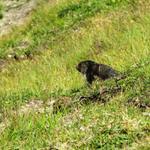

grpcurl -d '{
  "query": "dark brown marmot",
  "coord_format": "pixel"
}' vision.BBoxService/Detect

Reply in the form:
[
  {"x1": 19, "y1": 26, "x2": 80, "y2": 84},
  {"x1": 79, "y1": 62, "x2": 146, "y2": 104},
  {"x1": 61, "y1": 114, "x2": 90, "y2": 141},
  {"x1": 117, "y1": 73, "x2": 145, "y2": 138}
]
[{"x1": 76, "y1": 60, "x2": 119, "y2": 84}]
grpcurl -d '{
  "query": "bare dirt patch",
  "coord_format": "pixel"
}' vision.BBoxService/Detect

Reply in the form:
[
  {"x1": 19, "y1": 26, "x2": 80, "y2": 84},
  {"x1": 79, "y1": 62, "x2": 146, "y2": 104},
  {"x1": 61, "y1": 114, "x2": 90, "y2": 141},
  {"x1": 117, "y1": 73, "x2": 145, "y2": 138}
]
[
  {"x1": 18, "y1": 99, "x2": 55, "y2": 115},
  {"x1": 0, "y1": 0, "x2": 37, "y2": 36}
]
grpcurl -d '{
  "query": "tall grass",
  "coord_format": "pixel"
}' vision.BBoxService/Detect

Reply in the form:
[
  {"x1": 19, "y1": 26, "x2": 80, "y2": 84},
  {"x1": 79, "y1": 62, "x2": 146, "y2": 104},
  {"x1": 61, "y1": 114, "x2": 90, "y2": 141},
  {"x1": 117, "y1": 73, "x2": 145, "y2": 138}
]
[
  {"x1": 0, "y1": 0, "x2": 135, "y2": 58},
  {"x1": 0, "y1": 0, "x2": 150, "y2": 149},
  {"x1": 0, "y1": 1, "x2": 3, "y2": 19},
  {"x1": 0, "y1": 5, "x2": 150, "y2": 107}
]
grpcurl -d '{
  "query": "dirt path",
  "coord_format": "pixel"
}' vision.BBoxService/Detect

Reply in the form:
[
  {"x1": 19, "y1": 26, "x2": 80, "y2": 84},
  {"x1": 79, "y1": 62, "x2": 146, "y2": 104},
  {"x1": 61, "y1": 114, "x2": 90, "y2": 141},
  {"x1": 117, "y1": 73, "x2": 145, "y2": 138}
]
[{"x1": 0, "y1": 0, "x2": 37, "y2": 36}]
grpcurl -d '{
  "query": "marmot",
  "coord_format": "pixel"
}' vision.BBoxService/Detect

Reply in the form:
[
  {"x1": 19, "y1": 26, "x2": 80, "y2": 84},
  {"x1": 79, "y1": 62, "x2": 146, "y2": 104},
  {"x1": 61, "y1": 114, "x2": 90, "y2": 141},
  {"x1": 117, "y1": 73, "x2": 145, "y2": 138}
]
[{"x1": 76, "y1": 60, "x2": 119, "y2": 84}]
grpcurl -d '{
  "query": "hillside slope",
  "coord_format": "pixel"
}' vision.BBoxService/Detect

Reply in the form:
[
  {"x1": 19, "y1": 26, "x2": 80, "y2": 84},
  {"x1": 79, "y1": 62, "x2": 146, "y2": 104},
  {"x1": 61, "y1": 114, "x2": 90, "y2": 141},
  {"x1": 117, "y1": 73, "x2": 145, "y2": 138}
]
[{"x1": 0, "y1": 0, "x2": 150, "y2": 149}]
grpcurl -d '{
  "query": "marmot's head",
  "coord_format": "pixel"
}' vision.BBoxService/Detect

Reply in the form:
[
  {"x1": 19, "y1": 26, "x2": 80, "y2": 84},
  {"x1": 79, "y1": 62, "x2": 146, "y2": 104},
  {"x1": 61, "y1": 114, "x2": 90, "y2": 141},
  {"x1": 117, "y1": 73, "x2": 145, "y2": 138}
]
[
  {"x1": 76, "y1": 62, "x2": 87, "y2": 74},
  {"x1": 76, "y1": 60, "x2": 95, "y2": 74}
]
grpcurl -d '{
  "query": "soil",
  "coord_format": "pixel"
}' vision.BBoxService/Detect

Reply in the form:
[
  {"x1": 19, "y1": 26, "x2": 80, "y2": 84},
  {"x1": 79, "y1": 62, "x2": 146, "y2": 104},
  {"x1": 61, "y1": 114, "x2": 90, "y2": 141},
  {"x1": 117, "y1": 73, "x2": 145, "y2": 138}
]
[{"x1": 0, "y1": 0, "x2": 37, "y2": 36}]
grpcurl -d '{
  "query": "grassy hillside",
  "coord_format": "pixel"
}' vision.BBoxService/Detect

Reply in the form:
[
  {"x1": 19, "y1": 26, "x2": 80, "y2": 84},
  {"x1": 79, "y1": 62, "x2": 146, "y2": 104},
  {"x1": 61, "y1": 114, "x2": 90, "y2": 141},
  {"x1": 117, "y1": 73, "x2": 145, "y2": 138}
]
[
  {"x1": 0, "y1": 1, "x2": 3, "y2": 19},
  {"x1": 0, "y1": 0, "x2": 150, "y2": 149}
]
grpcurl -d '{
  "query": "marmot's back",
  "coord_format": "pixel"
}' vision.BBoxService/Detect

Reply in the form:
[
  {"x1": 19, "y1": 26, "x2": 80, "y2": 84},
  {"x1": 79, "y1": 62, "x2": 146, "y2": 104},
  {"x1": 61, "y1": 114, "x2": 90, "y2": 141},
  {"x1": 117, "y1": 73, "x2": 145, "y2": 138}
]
[{"x1": 98, "y1": 64, "x2": 118, "y2": 80}]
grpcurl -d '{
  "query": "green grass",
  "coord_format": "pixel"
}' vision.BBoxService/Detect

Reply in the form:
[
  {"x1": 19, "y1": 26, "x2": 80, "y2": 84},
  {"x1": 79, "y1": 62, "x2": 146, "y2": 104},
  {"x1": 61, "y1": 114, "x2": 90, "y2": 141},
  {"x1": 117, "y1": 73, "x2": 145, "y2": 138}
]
[
  {"x1": 0, "y1": 1, "x2": 3, "y2": 19},
  {"x1": 0, "y1": 0, "x2": 134, "y2": 58},
  {"x1": 0, "y1": 0, "x2": 150, "y2": 149}
]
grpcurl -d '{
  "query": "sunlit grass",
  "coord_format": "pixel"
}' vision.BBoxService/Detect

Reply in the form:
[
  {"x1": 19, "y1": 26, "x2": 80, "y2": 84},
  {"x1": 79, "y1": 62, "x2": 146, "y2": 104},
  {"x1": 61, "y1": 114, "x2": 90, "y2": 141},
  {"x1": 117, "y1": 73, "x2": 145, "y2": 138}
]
[
  {"x1": 0, "y1": 8, "x2": 150, "y2": 102},
  {"x1": 0, "y1": 0, "x2": 150, "y2": 149},
  {"x1": 0, "y1": 1, "x2": 3, "y2": 19}
]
